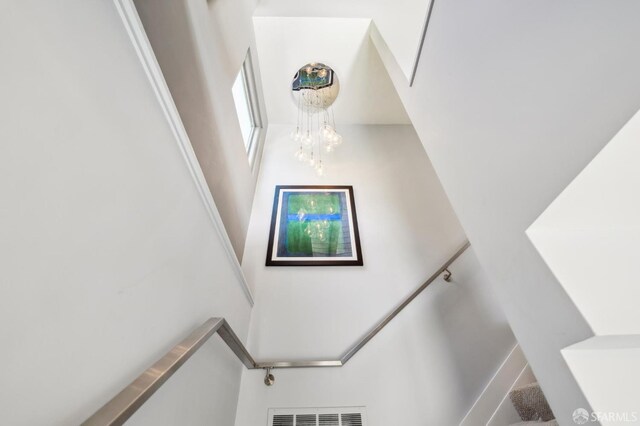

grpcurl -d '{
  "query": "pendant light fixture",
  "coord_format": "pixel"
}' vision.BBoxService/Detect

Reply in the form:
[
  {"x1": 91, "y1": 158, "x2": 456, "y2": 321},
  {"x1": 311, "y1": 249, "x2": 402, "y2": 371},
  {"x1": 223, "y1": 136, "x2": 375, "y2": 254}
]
[{"x1": 290, "y1": 63, "x2": 343, "y2": 176}]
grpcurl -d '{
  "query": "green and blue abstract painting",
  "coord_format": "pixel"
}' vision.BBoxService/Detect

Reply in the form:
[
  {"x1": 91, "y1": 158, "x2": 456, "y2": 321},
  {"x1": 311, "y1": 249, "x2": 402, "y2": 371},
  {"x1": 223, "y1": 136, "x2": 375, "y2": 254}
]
[{"x1": 267, "y1": 186, "x2": 362, "y2": 266}]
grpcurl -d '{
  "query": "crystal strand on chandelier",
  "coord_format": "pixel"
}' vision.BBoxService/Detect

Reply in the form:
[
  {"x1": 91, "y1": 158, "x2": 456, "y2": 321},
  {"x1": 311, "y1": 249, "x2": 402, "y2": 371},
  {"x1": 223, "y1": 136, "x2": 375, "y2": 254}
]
[
  {"x1": 303, "y1": 102, "x2": 312, "y2": 147},
  {"x1": 290, "y1": 63, "x2": 340, "y2": 174},
  {"x1": 290, "y1": 92, "x2": 302, "y2": 142},
  {"x1": 316, "y1": 111, "x2": 323, "y2": 176},
  {"x1": 330, "y1": 106, "x2": 342, "y2": 146},
  {"x1": 307, "y1": 104, "x2": 314, "y2": 167}
]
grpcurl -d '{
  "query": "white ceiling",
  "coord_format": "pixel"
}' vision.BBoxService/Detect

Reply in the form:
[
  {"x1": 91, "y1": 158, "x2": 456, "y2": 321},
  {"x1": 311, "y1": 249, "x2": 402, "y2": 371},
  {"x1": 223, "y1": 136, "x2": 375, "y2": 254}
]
[
  {"x1": 252, "y1": 17, "x2": 411, "y2": 125},
  {"x1": 254, "y1": 0, "x2": 433, "y2": 82}
]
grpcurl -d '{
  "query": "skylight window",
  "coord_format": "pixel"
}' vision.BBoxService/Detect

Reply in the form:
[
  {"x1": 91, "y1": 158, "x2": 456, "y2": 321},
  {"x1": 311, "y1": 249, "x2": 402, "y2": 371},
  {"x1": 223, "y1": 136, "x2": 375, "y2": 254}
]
[{"x1": 232, "y1": 51, "x2": 262, "y2": 164}]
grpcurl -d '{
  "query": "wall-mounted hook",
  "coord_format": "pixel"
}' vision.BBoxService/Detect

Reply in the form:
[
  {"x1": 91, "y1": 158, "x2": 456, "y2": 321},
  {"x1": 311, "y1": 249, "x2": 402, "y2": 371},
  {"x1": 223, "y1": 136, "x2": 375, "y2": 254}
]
[
  {"x1": 264, "y1": 367, "x2": 275, "y2": 386},
  {"x1": 443, "y1": 268, "x2": 452, "y2": 282}
]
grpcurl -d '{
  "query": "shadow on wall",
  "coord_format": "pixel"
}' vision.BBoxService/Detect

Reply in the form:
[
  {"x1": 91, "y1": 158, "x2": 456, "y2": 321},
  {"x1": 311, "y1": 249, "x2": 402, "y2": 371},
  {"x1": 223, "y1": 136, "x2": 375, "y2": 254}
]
[{"x1": 134, "y1": 0, "x2": 260, "y2": 260}]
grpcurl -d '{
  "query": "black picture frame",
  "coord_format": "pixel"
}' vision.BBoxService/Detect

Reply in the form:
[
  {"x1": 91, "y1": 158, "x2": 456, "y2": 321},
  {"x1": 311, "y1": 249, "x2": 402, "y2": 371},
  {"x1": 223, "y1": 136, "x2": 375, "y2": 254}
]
[{"x1": 266, "y1": 185, "x2": 363, "y2": 266}]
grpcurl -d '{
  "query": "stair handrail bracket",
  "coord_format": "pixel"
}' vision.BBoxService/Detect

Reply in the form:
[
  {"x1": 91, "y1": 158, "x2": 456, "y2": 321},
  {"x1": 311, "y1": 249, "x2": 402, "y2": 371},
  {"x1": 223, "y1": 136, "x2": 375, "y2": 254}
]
[{"x1": 83, "y1": 241, "x2": 470, "y2": 426}]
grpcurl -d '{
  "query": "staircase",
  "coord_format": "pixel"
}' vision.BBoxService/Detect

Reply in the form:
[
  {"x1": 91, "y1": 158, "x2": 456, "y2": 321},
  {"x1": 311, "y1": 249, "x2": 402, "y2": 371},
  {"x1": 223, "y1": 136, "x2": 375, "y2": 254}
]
[{"x1": 508, "y1": 382, "x2": 557, "y2": 426}]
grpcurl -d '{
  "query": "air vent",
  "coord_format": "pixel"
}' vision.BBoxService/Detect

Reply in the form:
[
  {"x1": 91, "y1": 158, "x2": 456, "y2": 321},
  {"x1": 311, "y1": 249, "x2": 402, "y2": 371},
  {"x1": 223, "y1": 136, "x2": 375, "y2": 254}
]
[
  {"x1": 341, "y1": 413, "x2": 363, "y2": 426},
  {"x1": 269, "y1": 408, "x2": 366, "y2": 426},
  {"x1": 319, "y1": 414, "x2": 339, "y2": 426},
  {"x1": 296, "y1": 414, "x2": 317, "y2": 426},
  {"x1": 273, "y1": 414, "x2": 294, "y2": 426}
]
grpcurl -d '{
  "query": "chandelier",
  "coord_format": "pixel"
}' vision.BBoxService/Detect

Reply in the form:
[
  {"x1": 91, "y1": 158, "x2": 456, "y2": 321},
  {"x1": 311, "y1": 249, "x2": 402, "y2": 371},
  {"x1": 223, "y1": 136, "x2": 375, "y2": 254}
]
[{"x1": 290, "y1": 63, "x2": 343, "y2": 176}]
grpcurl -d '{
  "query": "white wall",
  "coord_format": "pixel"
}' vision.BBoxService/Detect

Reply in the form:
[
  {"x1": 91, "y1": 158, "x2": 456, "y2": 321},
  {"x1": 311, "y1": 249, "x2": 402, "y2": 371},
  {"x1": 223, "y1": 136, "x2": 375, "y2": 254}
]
[
  {"x1": 255, "y1": 0, "x2": 432, "y2": 82},
  {"x1": 370, "y1": 1, "x2": 640, "y2": 423},
  {"x1": 134, "y1": 0, "x2": 268, "y2": 261},
  {"x1": 0, "y1": 2, "x2": 251, "y2": 424},
  {"x1": 527, "y1": 106, "x2": 640, "y2": 423},
  {"x1": 562, "y1": 336, "x2": 640, "y2": 426},
  {"x1": 528, "y1": 107, "x2": 640, "y2": 336},
  {"x1": 235, "y1": 124, "x2": 515, "y2": 425}
]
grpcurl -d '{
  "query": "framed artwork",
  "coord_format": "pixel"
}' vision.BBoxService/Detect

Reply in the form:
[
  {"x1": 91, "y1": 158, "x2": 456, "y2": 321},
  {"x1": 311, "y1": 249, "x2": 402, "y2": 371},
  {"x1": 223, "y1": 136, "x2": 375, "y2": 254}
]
[{"x1": 266, "y1": 185, "x2": 363, "y2": 266}]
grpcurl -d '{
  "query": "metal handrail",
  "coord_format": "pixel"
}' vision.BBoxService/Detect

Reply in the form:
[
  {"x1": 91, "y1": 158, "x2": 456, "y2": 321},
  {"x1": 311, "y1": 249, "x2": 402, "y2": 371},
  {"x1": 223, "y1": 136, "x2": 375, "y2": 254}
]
[{"x1": 82, "y1": 241, "x2": 470, "y2": 426}]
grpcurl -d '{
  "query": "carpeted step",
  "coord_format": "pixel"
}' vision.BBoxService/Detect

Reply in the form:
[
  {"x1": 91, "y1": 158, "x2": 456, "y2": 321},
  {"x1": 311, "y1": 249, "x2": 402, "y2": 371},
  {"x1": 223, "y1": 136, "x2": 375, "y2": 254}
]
[{"x1": 509, "y1": 382, "x2": 555, "y2": 422}]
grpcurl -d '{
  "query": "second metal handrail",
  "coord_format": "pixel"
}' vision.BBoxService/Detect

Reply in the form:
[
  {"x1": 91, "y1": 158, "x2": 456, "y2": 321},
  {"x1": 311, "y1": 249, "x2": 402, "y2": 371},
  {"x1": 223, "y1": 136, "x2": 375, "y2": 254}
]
[{"x1": 83, "y1": 240, "x2": 470, "y2": 426}]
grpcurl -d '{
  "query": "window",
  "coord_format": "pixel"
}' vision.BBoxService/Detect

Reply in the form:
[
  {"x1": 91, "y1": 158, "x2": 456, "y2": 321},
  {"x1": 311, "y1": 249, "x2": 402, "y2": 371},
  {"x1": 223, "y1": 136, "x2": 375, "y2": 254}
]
[
  {"x1": 231, "y1": 50, "x2": 262, "y2": 166},
  {"x1": 269, "y1": 407, "x2": 366, "y2": 426}
]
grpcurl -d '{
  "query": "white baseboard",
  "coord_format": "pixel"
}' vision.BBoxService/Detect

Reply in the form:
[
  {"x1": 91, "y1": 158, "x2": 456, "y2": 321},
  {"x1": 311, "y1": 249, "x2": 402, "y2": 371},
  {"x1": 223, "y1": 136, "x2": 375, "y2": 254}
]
[
  {"x1": 487, "y1": 363, "x2": 536, "y2": 426},
  {"x1": 460, "y1": 344, "x2": 534, "y2": 426}
]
